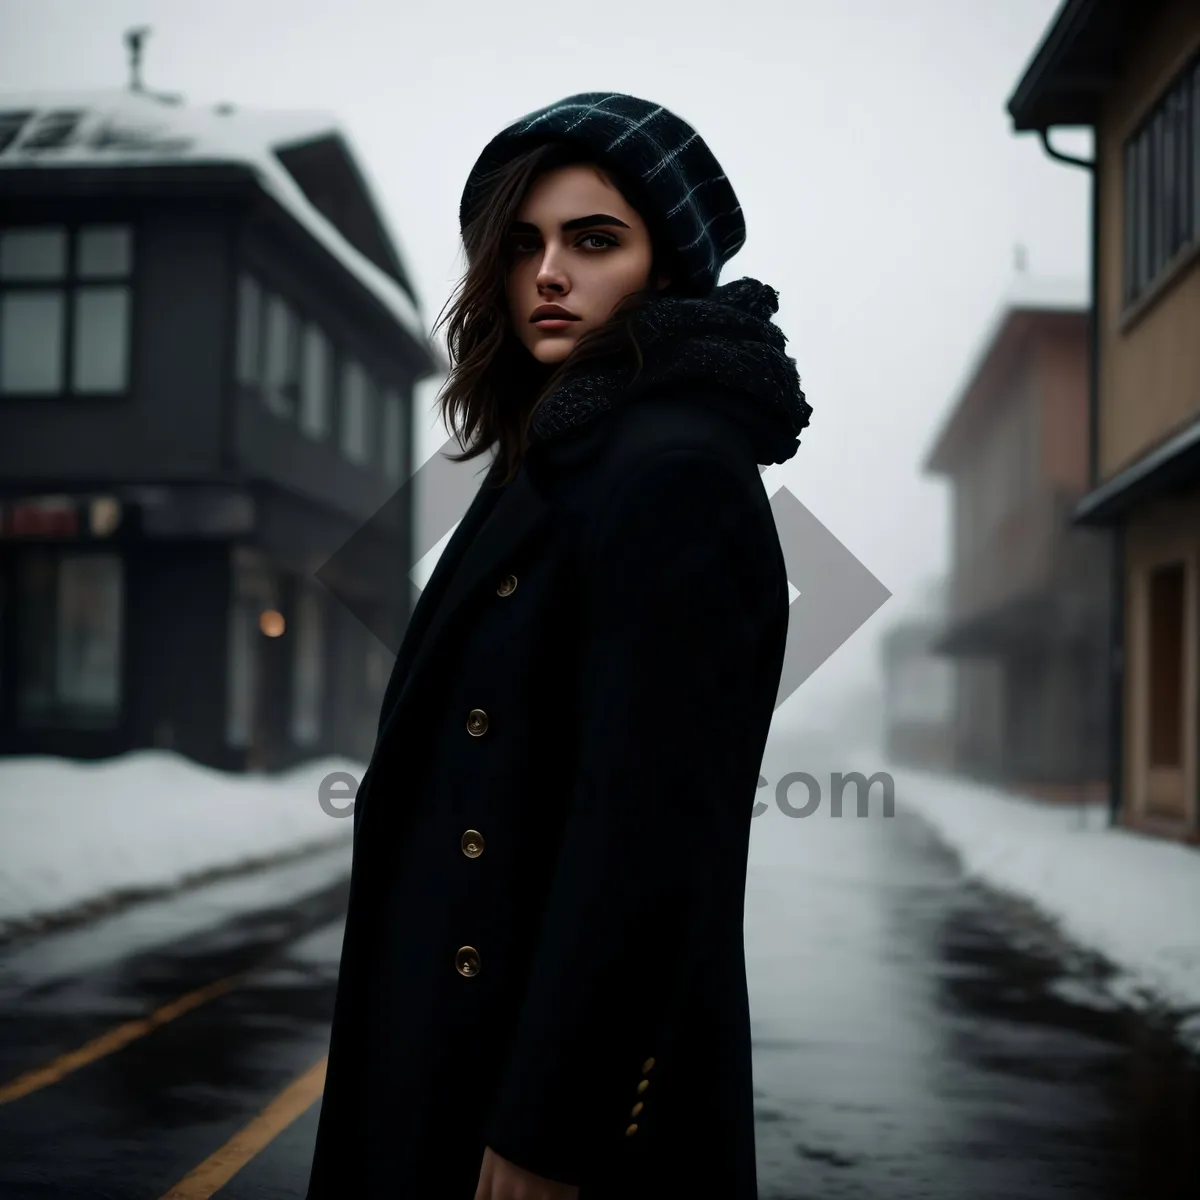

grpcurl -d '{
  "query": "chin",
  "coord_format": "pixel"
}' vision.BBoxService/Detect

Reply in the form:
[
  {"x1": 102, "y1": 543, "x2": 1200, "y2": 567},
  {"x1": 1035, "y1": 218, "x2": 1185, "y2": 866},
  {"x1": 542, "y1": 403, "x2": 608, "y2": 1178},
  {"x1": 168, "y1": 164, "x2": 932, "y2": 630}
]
[{"x1": 529, "y1": 339, "x2": 575, "y2": 365}]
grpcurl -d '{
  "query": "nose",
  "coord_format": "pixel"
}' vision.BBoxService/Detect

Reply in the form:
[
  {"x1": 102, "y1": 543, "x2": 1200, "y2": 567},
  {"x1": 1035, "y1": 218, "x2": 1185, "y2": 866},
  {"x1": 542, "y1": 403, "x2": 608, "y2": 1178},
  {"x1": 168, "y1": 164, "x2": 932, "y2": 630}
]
[{"x1": 535, "y1": 245, "x2": 569, "y2": 295}]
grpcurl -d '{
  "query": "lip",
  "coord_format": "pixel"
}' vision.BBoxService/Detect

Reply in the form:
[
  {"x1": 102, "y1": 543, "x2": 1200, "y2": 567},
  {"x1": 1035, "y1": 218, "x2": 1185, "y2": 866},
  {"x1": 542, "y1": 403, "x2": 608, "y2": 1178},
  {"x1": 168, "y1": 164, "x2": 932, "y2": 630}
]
[{"x1": 529, "y1": 305, "x2": 580, "y2": 325}]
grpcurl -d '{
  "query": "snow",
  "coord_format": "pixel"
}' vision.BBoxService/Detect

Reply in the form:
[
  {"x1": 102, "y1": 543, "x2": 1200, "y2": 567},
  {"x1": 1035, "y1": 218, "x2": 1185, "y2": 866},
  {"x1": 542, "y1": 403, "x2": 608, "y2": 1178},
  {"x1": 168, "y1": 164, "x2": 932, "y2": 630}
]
[
  {"x1": 881, "y1": 755, "x2": 1200, "y2": 1043},
  {"x1": 3, "y1": 744, "x2": 1199, "y2": 1052},
  {"x1": 0, "y1": 749, "x2": 360, "y2": 936},
  {"x1": 1002, "y1": 273, "x2": 1090, "y2": 310},
  {"x1": 0, "y1": 88, "x2": 426, "y2": 344},
  {"x1": 0, "y1": 843, "x2": 352, "y2": 993}
]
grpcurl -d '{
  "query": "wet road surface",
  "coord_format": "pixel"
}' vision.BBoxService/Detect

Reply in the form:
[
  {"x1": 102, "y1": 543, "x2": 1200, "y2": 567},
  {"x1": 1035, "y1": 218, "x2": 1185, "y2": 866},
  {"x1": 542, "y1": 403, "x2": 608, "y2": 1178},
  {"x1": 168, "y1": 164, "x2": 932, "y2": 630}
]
[{"x1": 0, "y1": 762, "x2": 1197, "y2": 1198}]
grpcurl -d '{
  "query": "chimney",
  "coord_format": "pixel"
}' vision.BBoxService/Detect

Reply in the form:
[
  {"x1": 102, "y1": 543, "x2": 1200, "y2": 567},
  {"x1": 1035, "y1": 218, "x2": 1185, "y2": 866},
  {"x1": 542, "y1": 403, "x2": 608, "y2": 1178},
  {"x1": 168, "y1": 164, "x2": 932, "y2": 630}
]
[{"x1": 125, "y1": 26, "x2": 151, "y2": 92}]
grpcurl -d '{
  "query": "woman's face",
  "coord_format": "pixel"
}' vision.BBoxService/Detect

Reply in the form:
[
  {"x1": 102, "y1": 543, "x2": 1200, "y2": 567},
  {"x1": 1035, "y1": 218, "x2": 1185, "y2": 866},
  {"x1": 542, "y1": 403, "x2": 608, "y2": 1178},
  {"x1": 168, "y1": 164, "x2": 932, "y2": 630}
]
[{"x1": 505, "y1": 163, "x2": 665, "y2": 365}]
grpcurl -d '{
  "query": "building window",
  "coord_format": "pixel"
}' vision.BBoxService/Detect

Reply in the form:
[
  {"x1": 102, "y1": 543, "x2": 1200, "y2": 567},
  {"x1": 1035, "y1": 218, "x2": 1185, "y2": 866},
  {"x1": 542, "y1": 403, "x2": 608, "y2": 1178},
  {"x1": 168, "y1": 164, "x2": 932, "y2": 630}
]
[
  {"x1": 235, "y1": 272, "x2": 262, "y2": 387},
  {"x1": 1146, "y1": 561, "x2": 1185, "y2": 769},
  {"x1": 0, "y1": 223, "x2": 134, "y2": 395},
  {"x1": 381, "y1": 387, "x2": 406, "y2": 483},
  {"x1": 339, "y1": 358, "x2": 373, "y2": 465},
  {"x1": 225, "y1": 547, "x2": 274, "y2": 750},
  {"x1": 225, "y1": 594, "x2": 259, "y2": 748},
  {"x1": 263, "y1": 292, "x2": 299, "y2": 418},
  {"x1": 300, "y1": 323, "x2": 331, "y2": 440},
  {"x1": 16, "y1": 548, "x2": 123, "y2": 727},
  {"x1": 290, "y1": 584, "x2": 325, "y2": 746},
  {"x1": 1123, "y1": 56, "x2": 1199, "y2": 306}
]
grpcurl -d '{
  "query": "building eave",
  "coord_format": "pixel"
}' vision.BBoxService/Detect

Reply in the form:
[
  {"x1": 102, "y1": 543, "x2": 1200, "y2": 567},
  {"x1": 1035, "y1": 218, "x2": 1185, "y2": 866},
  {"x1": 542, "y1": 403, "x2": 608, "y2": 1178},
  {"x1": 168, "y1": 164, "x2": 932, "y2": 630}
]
[
  {"x1": 1007, "y1": 0, "x2": 1102, "y2": 130},
  {"x1": 1006, "y1": 0, "x2": 1159, "y2": 131},
  {"x1": 923, "y1": 291, "x2": 1088, "y2": 475},
  {"x1": 0, "y1": 90, "x2": 431, "y2": 350},
  {"x1": 1073, "y1": 413, "x2": 1200, "y2": 525}
]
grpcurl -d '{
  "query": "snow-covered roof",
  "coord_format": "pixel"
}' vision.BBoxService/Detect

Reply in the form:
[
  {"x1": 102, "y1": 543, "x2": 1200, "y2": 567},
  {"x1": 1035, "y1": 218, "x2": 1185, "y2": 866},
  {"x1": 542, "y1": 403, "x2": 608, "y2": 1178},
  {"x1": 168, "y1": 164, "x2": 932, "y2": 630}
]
[
  {"x1": 0, "y1": 88, "x2": 428, "y2": 348},
  {"x1": 1001, "y1": 272, "x2": 1090, "y2": 311}
]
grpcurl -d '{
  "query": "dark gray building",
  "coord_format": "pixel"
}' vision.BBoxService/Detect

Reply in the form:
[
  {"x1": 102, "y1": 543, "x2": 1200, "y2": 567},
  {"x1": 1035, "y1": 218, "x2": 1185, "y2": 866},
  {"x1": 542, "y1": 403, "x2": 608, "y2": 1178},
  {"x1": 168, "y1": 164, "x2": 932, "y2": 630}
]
[{"x1": 0, "y1": 88, "x2": 436, "y2": 770}]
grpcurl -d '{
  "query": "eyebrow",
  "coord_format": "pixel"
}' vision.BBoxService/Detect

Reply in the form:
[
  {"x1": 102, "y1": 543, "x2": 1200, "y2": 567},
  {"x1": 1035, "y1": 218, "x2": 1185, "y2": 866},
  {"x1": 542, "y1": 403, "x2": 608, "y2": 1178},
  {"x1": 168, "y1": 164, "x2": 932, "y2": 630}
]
[{"x1": 510, "y1": 213, "x2": 631, "y2": 234}]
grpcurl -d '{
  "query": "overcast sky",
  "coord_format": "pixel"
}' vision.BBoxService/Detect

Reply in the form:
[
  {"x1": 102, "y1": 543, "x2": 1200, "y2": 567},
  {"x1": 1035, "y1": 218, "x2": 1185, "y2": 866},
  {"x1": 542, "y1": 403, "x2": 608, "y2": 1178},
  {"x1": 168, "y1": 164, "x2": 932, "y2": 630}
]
[{"x1": 0, "y1": 0, "x2": 1092, "y2": 729}]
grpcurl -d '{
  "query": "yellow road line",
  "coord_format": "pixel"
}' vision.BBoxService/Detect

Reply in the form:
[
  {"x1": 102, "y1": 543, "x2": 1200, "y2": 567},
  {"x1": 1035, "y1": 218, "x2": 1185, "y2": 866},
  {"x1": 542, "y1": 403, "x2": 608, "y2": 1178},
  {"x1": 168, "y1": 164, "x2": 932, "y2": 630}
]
[
  {"x1": 0, "y1": 972, "x2": 246, "y2": 1105},
  {"x1": 160, "y1": 1056, "x2": 327, "y2": 1199}
]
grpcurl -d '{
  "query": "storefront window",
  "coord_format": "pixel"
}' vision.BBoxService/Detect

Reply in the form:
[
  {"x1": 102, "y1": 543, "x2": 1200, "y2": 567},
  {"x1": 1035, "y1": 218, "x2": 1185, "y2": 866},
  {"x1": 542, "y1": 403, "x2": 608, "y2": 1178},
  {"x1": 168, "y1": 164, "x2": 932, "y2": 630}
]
[
  {"x1": 225, "y1": 594, "x2": 259, "y2": 748},
  {"x1": 226, "y1": 546, "x2": 276, "y2": 755},
  {"x1": 290, "y1": 585, "x2": 324, "y2": 746},
  {"x1": 16, "y1": 549, "x2": 123, "y2": 726}
]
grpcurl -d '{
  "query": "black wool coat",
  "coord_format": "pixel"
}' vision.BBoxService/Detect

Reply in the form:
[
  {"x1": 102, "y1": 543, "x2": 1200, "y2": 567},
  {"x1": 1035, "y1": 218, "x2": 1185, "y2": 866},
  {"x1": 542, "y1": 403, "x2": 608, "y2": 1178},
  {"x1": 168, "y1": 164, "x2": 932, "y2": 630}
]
[{"x1": 306, "y1": 278, "x2": 811, "y2": 1200}]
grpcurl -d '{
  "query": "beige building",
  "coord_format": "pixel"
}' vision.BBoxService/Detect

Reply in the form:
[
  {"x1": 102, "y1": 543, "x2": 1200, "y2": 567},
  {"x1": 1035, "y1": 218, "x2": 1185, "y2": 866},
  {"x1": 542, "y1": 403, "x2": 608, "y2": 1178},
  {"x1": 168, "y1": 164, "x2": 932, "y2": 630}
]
[{"x1": 1009, "y1": 0, "x2": 1200, "y2": 842}]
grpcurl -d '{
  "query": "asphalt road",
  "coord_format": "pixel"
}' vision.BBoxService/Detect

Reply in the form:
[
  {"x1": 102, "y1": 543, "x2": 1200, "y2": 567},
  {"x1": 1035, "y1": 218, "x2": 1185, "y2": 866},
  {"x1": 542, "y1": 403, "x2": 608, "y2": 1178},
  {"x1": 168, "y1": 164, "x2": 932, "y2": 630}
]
[{"x1": 0, "y1": 775, "x2": 1198, "y2": 1199}]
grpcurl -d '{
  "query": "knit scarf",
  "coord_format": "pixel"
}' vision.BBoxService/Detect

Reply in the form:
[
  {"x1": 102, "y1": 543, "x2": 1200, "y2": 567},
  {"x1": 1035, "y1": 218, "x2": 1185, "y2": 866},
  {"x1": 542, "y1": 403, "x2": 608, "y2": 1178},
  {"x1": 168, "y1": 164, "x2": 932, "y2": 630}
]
[{"x1": 527, "y1": 276, "x2": 812, "y2": 465}]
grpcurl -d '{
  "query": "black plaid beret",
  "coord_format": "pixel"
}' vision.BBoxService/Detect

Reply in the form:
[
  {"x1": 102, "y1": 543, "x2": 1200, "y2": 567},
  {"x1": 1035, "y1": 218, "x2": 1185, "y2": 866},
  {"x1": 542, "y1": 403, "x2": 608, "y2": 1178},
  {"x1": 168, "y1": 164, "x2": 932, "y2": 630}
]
[{"x1": 459, "y1": 92, "x2": 745, "y2": 296}]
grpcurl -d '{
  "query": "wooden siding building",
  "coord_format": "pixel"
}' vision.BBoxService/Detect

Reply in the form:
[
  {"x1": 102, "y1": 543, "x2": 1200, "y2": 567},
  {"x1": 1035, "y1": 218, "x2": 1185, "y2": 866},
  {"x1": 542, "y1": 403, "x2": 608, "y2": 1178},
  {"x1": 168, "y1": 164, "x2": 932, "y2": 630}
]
[{"x1": 1010, "y1": 0, "x2": 1200, "y2": 841}]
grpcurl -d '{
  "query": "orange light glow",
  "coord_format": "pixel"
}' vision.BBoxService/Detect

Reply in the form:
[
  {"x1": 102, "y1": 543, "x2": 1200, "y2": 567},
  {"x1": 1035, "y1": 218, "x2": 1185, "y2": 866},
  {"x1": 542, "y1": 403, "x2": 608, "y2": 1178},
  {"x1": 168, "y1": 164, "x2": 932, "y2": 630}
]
[{"x1": 259, "y1": 609, "x2": 286, "y2": 637}]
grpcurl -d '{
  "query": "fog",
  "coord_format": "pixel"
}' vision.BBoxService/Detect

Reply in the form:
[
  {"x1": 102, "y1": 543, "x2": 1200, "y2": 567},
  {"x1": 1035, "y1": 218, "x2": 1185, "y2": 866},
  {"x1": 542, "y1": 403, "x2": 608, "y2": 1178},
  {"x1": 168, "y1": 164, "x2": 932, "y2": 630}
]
[{"x1": 0, "y1": 0, "x2": 1093, "y2": 734}]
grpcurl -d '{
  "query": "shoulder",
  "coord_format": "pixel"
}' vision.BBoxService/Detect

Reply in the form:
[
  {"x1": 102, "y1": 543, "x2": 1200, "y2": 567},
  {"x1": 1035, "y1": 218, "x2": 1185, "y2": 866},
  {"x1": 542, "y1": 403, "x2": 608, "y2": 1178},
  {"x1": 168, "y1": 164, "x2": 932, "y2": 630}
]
[
  {"x1": 536, "y1": 391, "x2": 780, "y2": 576},
  {"x1": 604, "y1": 390, "x2": 756, "y2": 476},
  {"x1": 546, "y1": 389, "x2": 765, "y2": 513}
]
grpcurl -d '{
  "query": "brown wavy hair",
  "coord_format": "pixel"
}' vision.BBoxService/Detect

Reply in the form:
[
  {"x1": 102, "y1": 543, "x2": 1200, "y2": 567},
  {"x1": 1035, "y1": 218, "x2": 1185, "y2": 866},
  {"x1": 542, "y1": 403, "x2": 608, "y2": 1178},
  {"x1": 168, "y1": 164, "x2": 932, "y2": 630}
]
[{"x1": 432, "y1": 141, "x2": 683, "y2": 486}]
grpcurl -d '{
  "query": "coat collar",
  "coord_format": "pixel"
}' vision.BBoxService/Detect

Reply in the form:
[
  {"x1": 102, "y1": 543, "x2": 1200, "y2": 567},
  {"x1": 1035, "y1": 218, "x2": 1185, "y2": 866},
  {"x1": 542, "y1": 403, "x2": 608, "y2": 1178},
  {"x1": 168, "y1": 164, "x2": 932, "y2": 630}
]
[
  {"x1": 372, "y1": 454, "x2": 551, "y2": 757},
  {"x1": 527, "y1": 276, "x2": 812, "y2": 466}
]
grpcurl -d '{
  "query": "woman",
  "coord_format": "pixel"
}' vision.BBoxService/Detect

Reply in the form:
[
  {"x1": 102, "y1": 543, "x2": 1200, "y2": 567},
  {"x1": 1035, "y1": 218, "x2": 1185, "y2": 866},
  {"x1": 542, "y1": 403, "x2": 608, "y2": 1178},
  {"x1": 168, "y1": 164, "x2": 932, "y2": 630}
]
[{"x1": 306, "y1": 93, "x2": 812, "y2": 1200}]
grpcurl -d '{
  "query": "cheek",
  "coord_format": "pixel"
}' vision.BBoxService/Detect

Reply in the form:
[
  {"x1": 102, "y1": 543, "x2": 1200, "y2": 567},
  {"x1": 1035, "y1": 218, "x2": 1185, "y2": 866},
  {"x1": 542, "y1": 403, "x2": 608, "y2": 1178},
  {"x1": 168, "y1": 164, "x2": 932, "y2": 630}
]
[
  {"x1": 593, "y1": 253, "x2": 653, "y2": 312},
  {"x1": 506, "y1": 267, "x2": 532, "y2": 323}
]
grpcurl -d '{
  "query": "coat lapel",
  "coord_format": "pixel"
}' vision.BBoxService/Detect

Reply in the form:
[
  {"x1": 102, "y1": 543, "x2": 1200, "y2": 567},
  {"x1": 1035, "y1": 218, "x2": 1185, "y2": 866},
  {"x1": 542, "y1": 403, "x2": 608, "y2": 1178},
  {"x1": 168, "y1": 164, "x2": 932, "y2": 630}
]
[
  {"x1": 375, "y1": 456, "x2": 552, "y2": 753},
  {"x1": 376, "y1": 459, "x2": 503, "y2": 726}
]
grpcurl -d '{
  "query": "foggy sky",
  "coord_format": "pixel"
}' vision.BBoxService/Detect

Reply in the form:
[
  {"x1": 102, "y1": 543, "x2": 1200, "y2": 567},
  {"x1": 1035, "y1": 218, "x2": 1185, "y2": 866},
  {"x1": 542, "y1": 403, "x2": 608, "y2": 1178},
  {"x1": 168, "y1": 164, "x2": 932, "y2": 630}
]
[{"x1": 0, "y1": 0, "x2": 1092, "y2": 730}]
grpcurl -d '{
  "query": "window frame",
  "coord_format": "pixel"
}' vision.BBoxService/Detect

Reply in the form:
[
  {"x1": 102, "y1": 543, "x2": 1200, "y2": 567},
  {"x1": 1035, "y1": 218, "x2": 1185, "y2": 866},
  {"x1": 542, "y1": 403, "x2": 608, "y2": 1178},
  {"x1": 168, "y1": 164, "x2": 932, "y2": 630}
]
[
  {"x1": 338, "y1": 356, "x2": 375, "y2": 466},
  {"x1": 231, "y1": 263, "x2": 402, "y2": 476},
  {"x1": 289, "y1": 581, "x2": 325, "y2": 747},
  {"x1": 235, "y1": 271, "x2": 263, "y2": 389},
  {"x1": 1121, "y1": 52, "x2": 1200, "y2": 317},
  {"x1": 261, "y1": 290, "x2": 301, "y2": 419},
  {"x1": 12, "y1": 545, "x2": 126, "y2": 730},
  {"x1": 0, "y1": 221, "x2": 136, "y2": 398},
  {"x1": 299, "y1": 320, "x2": 333, "y2": 441},
  {"x1": 380, "y1": 385, "x2": 408, "y2": 484}
]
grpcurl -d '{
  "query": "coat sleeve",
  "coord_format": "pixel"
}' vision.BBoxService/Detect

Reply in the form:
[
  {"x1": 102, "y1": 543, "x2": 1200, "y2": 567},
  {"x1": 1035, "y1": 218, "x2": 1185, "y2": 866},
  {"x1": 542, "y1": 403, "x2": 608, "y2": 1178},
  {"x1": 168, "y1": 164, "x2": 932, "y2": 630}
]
[{"x1": 481, "y1": 446, "x2": 783, "y2": 1185}]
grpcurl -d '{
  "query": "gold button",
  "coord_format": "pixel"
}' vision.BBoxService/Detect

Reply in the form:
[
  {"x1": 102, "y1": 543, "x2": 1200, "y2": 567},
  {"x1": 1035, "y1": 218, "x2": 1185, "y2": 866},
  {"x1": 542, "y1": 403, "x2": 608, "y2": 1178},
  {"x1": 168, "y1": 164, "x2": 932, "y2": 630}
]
[
  {"x1": 496, "y1": 573, "x2": 518, "y2": 596},
  {"x1": 455, "y1": 945, "x2": 481, "y2": 977},
  {"x1": 461, "y1": 829, "x2": 484, "y2": 858},
  {"x1": 466, "y1": 708, "x2": 488, "y2": 736},
  {"x1": 630, "y1": 1101, "x2": 643, "y2": 1117},
  {"x1": 636, "y1": 1078, "x2": 649, "y2": 1094},
  {"x1": 625, "y1": 1123, "x2": 638, "y2": 1136},
  {"x1": 642, "y1": 1056, "x2": 656, "y2": 1074}
]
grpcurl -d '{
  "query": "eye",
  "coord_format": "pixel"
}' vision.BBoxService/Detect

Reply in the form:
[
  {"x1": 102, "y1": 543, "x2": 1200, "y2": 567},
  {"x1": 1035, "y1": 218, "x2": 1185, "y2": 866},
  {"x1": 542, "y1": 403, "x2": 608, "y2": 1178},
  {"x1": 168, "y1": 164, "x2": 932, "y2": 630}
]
[
  {"x1": 578, "y1": 232, "x2": 618, "y2": 250},
  {"x1": 508, "y1": 234, "x2": 540, "y2": 255}
]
